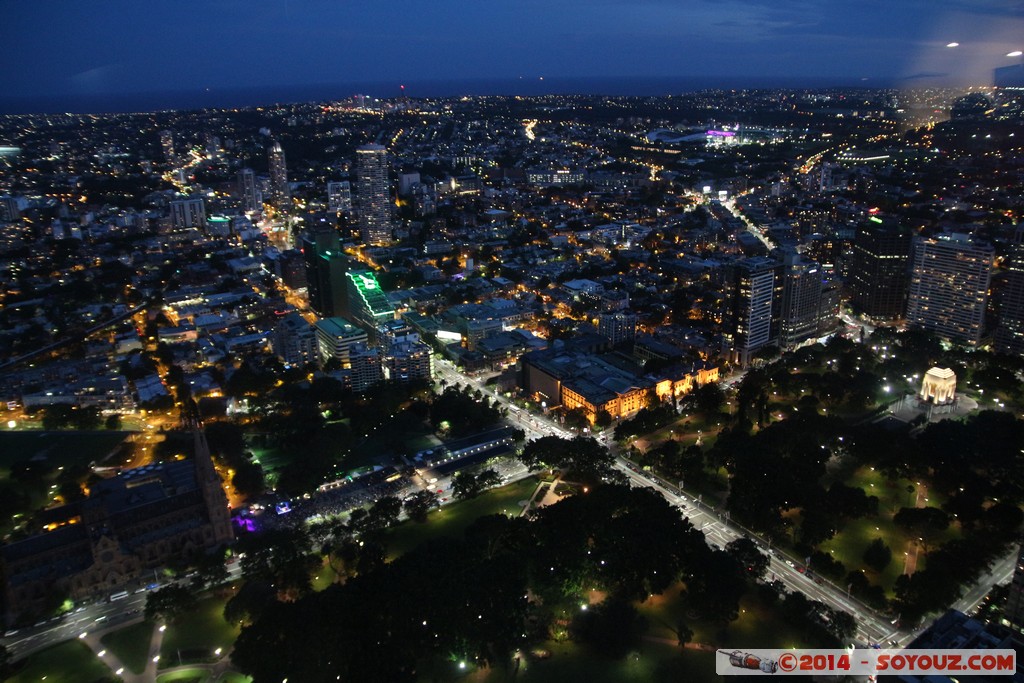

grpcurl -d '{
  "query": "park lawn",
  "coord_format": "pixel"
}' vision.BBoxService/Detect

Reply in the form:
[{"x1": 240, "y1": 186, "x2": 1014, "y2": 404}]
[
  {"x1": 101, "y1": 619, "x2": 156, "y2": 674},
  {"x1": 160, "y1": 594, "x2": 240, "y2": 668},
  {"x1": 348, "y1": 411, "x2": 436, "y2": 469},
  {"x1": 214, "y1": 673, "x2": 253, "y2": 683},
  {"x1": 816, "y1": 466, "x2": 960, "y2": 594},
  {"x1": 452, "y1": 639, "x2": 703, "y2": 683},
  {"x1": 637, "y1": 582, "x2": 834, "y2": 652},
  {"x1": 382, "y1": 477, "x2": 539, "y2": 559},
  {"x1": 155, "y1": 668, "x2": 211, "y2": 682},
  {"x1": 0, "y1": 430, "x2": 131, "y2": 476},
  {"x1": 6, "y1": 639, "x2": 118, "y2": 683},
  {"x1": 311, "y1": 556, "x2": 339, "y2": 591}
]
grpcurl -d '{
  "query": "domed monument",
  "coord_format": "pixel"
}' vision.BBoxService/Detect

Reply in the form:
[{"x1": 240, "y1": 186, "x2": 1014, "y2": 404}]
[{"x1": 920, "y1": 367, "x2": 956, "y2": 404}]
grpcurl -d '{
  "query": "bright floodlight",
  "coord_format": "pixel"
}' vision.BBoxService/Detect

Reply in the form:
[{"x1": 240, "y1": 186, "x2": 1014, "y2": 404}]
[
  {"x1": 1009, "y1": 51, "x2": 1023, "y2": 57},
  {"x1": 946, "y1": 42, "x2": 959, "y2": 48}
]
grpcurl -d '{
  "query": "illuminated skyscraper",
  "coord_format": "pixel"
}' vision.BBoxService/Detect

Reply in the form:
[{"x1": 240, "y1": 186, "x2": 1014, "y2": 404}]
[
  {"x1": 346, "y1": 270, "x2": 396, "y2": 332},
  {"x1": 778, "y1": 251, "x2": 823, "y2": 349},
  {"x1": 268, "y1": 141, "x2": 290, "y2": 208},
  {"x1": 237, "y1": 168, "x2": 261, "y2": 213},
  {"x1": 995, "y1": 225, "x2": 1024, "y2": 356},
  {"x1": 906, "y1": 233, "x2": 993, "y2": 346},
  {"x1": 356, "y1": 144, "x2": 392, "y2": 245},
  {"x1": 848, "y1": 219, "x2": 912, "y2": 320},
  {"x1": 160, "y1": 130, "x2": 176, "y2": 164},
  {"x1": 731, "y1": 256, "x2": 781, "y2": 365},
  {"x1": 327, "y1": 181, "x2": 352, "y2": 213}
]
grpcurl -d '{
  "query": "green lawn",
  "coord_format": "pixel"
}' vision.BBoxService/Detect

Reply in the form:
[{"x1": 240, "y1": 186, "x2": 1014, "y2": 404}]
[
  {"x1": 160, "y1": 595, "x2": 239, "y2": 667},
  {"x1": 0, "y1": 430, "x2": 131, "y2": 476},
  {"x1": 101, "y1": 619, "x2": 155, "y2": 674},
  {"x1": 155, "y1": 668, "x2": 211, "y2": 683},
  {"x1": 637, "y1": 583, "x2": 836, "y2": 652},
  {"x1": 214, "y1": 673, "x2": 253, "y2": 683},
  {"x1": 6, "y1": 640, "x2": 119, "y2": 683},
  {"x1": 431, "y1": 639, "x2": 706, "y2": 683},
  {"x1": 382, "y1": 477, "x2": 539, "y2": 559},
  {"x1": 818, "y1": 466, "x2": 960, "y2": 593},
  {"x1": 311, "y1": 556, "x2": 339, "y2": 591}
]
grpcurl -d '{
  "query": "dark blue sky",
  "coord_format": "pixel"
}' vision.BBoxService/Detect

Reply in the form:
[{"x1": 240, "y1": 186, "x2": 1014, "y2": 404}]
[{"x1": 2, "y1": 0, "x2": 1022, "y2": 98}]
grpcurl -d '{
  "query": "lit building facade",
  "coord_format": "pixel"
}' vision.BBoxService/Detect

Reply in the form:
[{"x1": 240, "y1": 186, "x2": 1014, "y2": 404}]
[
  {"x1": 778, "y1": 251, "x2": 824, "y2": 349},
  {"x1": 732, "y1": 256, "x2": 780, "y2": 365},
  {"x1": 597, "y1": 311, "x2": 638, "y2": 346},
  {"x1": 905, "y1": 233, "x2": 993, "y2": 346},
  {"x1": 237, "y1": 168, "x2": 261, "y2": 213},
  {"x1": 848, "y1": 220, "x2": 912, "y2": 320},
  {"x1": 268, "y1": 141, "x2": 290, "y2": 207},
  {"x1": 169, "y1": 197, "x2": 206, "y2": 230},
  {"x1": 272, "y1": 313, "x2": 318, "y2": 366},
  {"x1": 315, "y1": 317, "x2": 368, "y2": 368},
  {"x1": 919, "y1": 367, "x2": 956, "y2": 404},
  {"x1": 995, "y1": 225, "x2": 1024, "y2": 356},
  {"x1": 346, "y1": 270, "x2": 396, "y2": 333},
  {"x1": 356, "y1": 144, "x2": 392, "y2": 245}
]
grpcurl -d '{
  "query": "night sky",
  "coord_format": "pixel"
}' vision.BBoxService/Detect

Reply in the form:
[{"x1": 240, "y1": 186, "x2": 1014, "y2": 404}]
[{"x1": 2, "y1": 0, "x2": 1023, "y2": 99}]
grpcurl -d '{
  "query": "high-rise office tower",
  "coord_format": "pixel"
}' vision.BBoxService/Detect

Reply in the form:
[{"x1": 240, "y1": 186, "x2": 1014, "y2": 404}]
[
  {"x1": 732, "y1": 256, "x2": 781, "y2": 365},
  {"x1": 160, "y1": 130, "x2": 176, "y2": 164},
  {"x1": 238, "y1": 168, "x2": 262, "y2": 213},
  {"x1": 169, "y1": 196, "x2": 206, "y2": 230},
  {"x1": 905, "y1": 233, "x2": 994, "y2": 346},
  {"x1": 0, "y1": 195, "x2": 19, "y2": 223},
  {"x1": 268, "y1": 141, "x2": 290, "y2": 208},
  {"x1": 848, "y1": 220, "x2": 912, "y2": 320},
  {"x1": 356, "y1": 144, "x2": 392, "y2": 245},
  {"x1": 302, "y1": 230, "x2": 351, "y2": 319},
  {"x1": 995, "y1": 226, "x2": 1024, "y2": 357},
  {"x1": 327, "y1": 181, "x2": 352, "y2": 213},
  {"x1": 346, "y1": 270, "x2": 396, "y2": 333},
  {"x1": 778, "y1": 251, "x2": 824, "y2": 349}
]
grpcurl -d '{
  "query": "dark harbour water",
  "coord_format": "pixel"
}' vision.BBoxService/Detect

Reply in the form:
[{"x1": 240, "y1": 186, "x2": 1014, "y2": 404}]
[{"x1": 0, "y1": 75, "x2": 887, "y2": 115}]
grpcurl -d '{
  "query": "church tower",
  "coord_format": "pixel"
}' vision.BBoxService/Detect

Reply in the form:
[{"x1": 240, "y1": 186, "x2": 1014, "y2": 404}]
[{"x1": 183, "y1": 401, "x2": 234, "y2": 545}]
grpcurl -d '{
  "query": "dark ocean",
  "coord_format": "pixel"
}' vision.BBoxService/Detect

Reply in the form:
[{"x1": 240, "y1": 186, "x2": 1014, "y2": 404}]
[{"x1": 0, "y1": 75, "x2": 883, "y2": 115}]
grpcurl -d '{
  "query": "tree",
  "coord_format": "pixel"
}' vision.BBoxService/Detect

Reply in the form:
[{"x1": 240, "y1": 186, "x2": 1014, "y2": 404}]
[
  {"x1": 104, "y1": 414, "x2": 122, "y2": 430},
  {"x1": 862, "y1": 538, "x2": 892, "y2": 572},
  {"x1": 894, "y1": 507, "x2": 950, "y2": 540},
  {"x1": 190, "y1": 547, "x2": 230, "y2": 591},
  {"x1": 452, "y1": 471, "x2": 484, "y2": 501},
  {"x1": 595, "y1": 409, "x2": 613, "y2": 429},
  {"x1": 145, "y1": 585, "x2": 197, "y2": 622},
  {"x1": 570, "y1": 594, "x2": 648, "y2": 659},
  {"x1": 690, "y1": 382, "x2": 725, "y2": 414},
  {"x1": 519, "y1": 436, "x2": 617, "y2": 485},
  {"x1": 404, "y1": 489, "x2": 439, "y2": 522},
  {"x1": 726, "y1": 537, "x2": 769, "y2": 580},
  {"x1": 0, "y1": 643, "x2": 10, "y2": 680},
  {"x1": 232, "y1": 461, "x2": 266, "y2": 498},
  {"x1": 365, "y1": 496, "x2": 403, "y2": 532},
  {"x1": 223, "y1": 580, "x2": 276, "y2": 626}
]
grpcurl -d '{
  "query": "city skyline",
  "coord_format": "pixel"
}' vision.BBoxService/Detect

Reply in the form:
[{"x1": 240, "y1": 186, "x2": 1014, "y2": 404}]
[{"x1": 2, "y1": 0, "x2": 1023, "y2": 114}]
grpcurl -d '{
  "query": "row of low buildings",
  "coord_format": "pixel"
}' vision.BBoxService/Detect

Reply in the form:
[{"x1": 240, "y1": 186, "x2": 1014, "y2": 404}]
[{"x1": 518, "y1": 334, "x2": 719, "y2": 424}]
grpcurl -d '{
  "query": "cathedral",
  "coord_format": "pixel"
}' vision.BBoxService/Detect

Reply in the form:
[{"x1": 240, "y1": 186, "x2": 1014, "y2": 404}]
[{"x1": 0, "y1": 426, "x2": 233, "y2": 625}]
